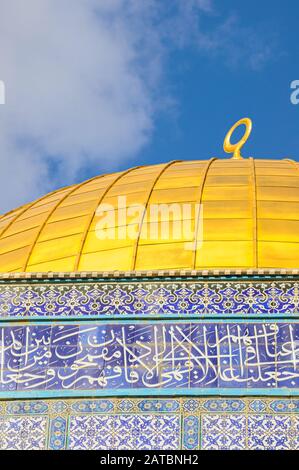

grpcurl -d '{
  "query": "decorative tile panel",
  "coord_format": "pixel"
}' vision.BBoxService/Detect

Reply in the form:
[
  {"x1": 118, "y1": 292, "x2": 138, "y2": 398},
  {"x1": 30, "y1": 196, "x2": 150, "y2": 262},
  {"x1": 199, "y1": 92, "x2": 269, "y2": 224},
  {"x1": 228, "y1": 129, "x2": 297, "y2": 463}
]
[
  {"x1": 0, "y1": 278, "x2": 298, "y2": 319},
  {"x1": 1, "y1": 397, "x2": 299, "y2": 450},
  {"x1": 201, "y1": 414, "x2": 246, "y2": 450},
  {"x1": 247, "y1": 415, "x2": 297, "y2": 450},
  {"x1": 183, "y1": 415, "x2": 199, "y2": 449},
  {"x1": 1, "y1": 275, "x2": 298, "y2": 450},
  {"x1": 48, "y1": 416, "x2": 67, "y2": 450},
  {"x1": 1, "y1": 321, "x2": 299, "y2": 397},
  {"x1": 0, "y1": 416, "x2": 47, "y2": 450},
  {"x1": 68, "y1": 415, "x2": 115, "y2": 450}
]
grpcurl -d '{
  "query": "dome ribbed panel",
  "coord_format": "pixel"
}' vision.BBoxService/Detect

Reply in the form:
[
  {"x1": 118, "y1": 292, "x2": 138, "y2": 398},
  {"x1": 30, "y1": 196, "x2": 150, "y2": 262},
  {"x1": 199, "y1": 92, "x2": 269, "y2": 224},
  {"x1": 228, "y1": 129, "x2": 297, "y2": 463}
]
[{"x1": 0, "y1": 158, "x2": 297, "y2": 272}]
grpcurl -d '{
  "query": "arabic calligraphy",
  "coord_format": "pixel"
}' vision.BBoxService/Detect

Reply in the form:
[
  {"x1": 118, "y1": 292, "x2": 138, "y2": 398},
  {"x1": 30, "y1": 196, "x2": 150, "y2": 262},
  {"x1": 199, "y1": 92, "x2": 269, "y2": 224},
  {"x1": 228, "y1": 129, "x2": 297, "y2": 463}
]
[{"x1": 1, "y1": 322, "x2": 299, "y2": 393}]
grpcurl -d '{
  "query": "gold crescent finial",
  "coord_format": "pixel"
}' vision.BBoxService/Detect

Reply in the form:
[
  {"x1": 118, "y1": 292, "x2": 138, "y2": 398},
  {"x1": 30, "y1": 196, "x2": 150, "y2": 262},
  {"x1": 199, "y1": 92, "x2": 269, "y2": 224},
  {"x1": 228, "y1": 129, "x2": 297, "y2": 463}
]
[{"x1": 223, "y1": 117, "x2": 252, "y2": 159}]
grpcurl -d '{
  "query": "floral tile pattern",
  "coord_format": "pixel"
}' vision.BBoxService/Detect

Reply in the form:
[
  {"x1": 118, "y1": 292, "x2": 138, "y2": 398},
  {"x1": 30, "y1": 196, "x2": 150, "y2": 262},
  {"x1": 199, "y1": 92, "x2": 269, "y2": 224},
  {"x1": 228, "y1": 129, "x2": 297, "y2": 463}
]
[
  {"x1": 0, "y1": 416, "x2": 47, "y2": 450},
  {"x1": 248, "y1": 415, "x2": 298, "y2": 450},
  {"x1": 0, "y1": 278, "x2": 297, "y2": 319},
  {"x1": 201, "y1": 414, "x2": 246, "y2": 450},
  {"x1": 68, "y1": 415, "x2": 115, "y2": 450},
  {"x1": 68, "y1": 414, "x2": 179, "y2": 450},
  {"x1": 0, "y1": 398, "x2": 299, "y2": 450}
]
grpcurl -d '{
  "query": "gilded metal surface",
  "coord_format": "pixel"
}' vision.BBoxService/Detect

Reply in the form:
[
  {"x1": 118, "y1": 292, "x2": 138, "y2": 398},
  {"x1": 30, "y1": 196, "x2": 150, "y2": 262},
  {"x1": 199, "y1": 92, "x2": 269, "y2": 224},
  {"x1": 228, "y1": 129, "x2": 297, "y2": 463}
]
[
  {"x1": 223, "y1": 117, "x2": 252, "y2": 159},
  {"x1": 0, "y1": 158, "x2": 298, "y2": 272}
]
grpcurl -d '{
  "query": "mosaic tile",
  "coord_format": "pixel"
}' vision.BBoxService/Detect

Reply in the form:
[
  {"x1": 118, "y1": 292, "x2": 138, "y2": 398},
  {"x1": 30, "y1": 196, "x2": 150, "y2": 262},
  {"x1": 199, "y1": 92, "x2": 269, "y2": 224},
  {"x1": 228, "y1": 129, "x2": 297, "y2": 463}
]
[
  {"x1": 183, "y1": 399, "x2": 200, "y2": 412},
  {"x1": 68, "y1": 414, "x2": 180, "y2": 450},
  {"x1": 70, "y1": 400, "x2": 114, "y2": 414},
  {"x1": 183, "y1": 416, "x2": 199, "y2": 449},
  {"x1": 51, "y1": 401, "x2": 67, "y2": 414},
  {"x1": 269, "y1": 400, "x2": 299, "y2": 413},
  {"x1": 249, "y1": 399, "x2": 266, "y2": 413},
  {"x1": 201, "y1": 414, "x2": 246, "y2": 450},
  {"x1": 118, "y1": 399, "x2": 134, "y2": 412},
  {"x1": 48, "y1": 417, "x2": 67, "y2": 450},
  {"x1": 248, "y1": 415, "x2": 296, "y2": 450},
  {"x1": 0, "y1": 398, "x2": 299, "y2": 450},
  {"x1": 1, "y1": 274, "x2": 298, "y2": 450},
  {"x1": 113, "y1": 415, "x2": 180, "y2": 450},
  {"x1": 202, "y1": 399, "x2": 245, "y2": 413},
  {"x1": 0, "y1": 416, "x2": 47, "y2": 450},
  {"x1": 68, "y1": 415, "x2": 115, "y2": 450},
  {"x1": 2, "y1": 321, "x2": 299, "y2": 396},
  {"x1": 0, "y1": 279, "x2": 298, "y2": 319},
  {"x1": 138, "y1": 400, "x2": 180, "y2": 412},
  {"x1": 6, "y1": 401, "x2": 48, "y2": 414}
]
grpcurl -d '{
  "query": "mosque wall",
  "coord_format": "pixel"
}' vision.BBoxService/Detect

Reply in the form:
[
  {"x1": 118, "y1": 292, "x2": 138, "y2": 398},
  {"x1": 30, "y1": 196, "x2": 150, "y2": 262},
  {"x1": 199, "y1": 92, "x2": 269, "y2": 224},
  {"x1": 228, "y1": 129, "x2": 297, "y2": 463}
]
[
  {"x1": 1, "y1": 397, "x2": 299, "y2": 450},
  {"x1": 0, "y1": 275, "x2": 298, "y2": 450}
]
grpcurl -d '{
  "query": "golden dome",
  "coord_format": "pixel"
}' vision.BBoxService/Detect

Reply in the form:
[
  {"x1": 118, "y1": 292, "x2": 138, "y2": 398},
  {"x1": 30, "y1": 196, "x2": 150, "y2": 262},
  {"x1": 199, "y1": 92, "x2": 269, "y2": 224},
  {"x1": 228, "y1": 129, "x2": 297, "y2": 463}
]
[{"x1": 0, "y1": 157, "x2": 298, "y2": 273}]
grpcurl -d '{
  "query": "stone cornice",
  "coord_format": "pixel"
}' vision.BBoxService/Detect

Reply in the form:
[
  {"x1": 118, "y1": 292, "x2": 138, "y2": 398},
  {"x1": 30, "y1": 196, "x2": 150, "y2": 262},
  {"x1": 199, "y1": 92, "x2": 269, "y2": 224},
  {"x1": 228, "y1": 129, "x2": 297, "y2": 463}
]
[{"x1": 0, "y1": 268, "x2": 298, "y2": 282}]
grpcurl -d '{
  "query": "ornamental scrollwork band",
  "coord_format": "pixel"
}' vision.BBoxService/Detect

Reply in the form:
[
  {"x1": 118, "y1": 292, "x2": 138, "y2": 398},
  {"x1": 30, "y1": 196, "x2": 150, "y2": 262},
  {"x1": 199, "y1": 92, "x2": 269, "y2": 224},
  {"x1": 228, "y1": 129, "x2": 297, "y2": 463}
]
[{"x1": 0, "y1": 278, "x2": 298, "y2": 318}]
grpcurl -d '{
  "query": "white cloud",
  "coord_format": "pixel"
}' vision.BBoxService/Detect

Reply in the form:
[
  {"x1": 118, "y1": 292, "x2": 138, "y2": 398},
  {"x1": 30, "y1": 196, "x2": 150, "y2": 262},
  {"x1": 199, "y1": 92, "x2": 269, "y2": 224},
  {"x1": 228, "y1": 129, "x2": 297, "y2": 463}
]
[
  {"x1": 0, "y1": 0, "x2": 275, "y2": 212},
  {"x1": 0, "y1": 0, "x2": 159, "y2": 211}
]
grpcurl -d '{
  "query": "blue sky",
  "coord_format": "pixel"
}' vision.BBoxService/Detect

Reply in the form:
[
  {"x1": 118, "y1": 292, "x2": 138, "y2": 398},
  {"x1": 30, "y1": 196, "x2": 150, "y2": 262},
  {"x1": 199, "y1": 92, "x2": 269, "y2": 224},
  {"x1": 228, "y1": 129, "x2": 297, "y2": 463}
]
[
  {"x1": 0, "y1": 0, "x2": 298, "y2": 211},
  {"x1": 134, "y1": 0, "x2": 299, "y2": 168}
]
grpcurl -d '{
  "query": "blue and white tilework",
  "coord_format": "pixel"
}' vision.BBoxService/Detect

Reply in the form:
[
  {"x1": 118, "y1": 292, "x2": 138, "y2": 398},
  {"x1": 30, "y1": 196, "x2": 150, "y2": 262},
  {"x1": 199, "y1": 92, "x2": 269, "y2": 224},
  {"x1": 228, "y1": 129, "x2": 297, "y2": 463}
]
[
  {"x1": 183, "y1": 415, "x2": 199, "y2": 449},
  {"x1": 0, "y1": 415, "x2": 47, "y2": 450},
  {"x1": 247, "y1": 415, "x2": 297, "y2": 450},
  {"x1": 0, "y1": 278, "x2": 298, "y2": 319},
  {"x1": 201, "y1": 414, "x2": 246, "y2": 450},
  {"x1": 69, "y1": 414, "x2": 180, "y2": 450},
  {"x1": 1, "y1": 275, "x2": 298, "y2": 450},
  {"x1": 1, "y1": 398, "x2": 299, "y2": 450},
  {"x1": 1, "y1": 321, "x2": 299, "y2": 396}
]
